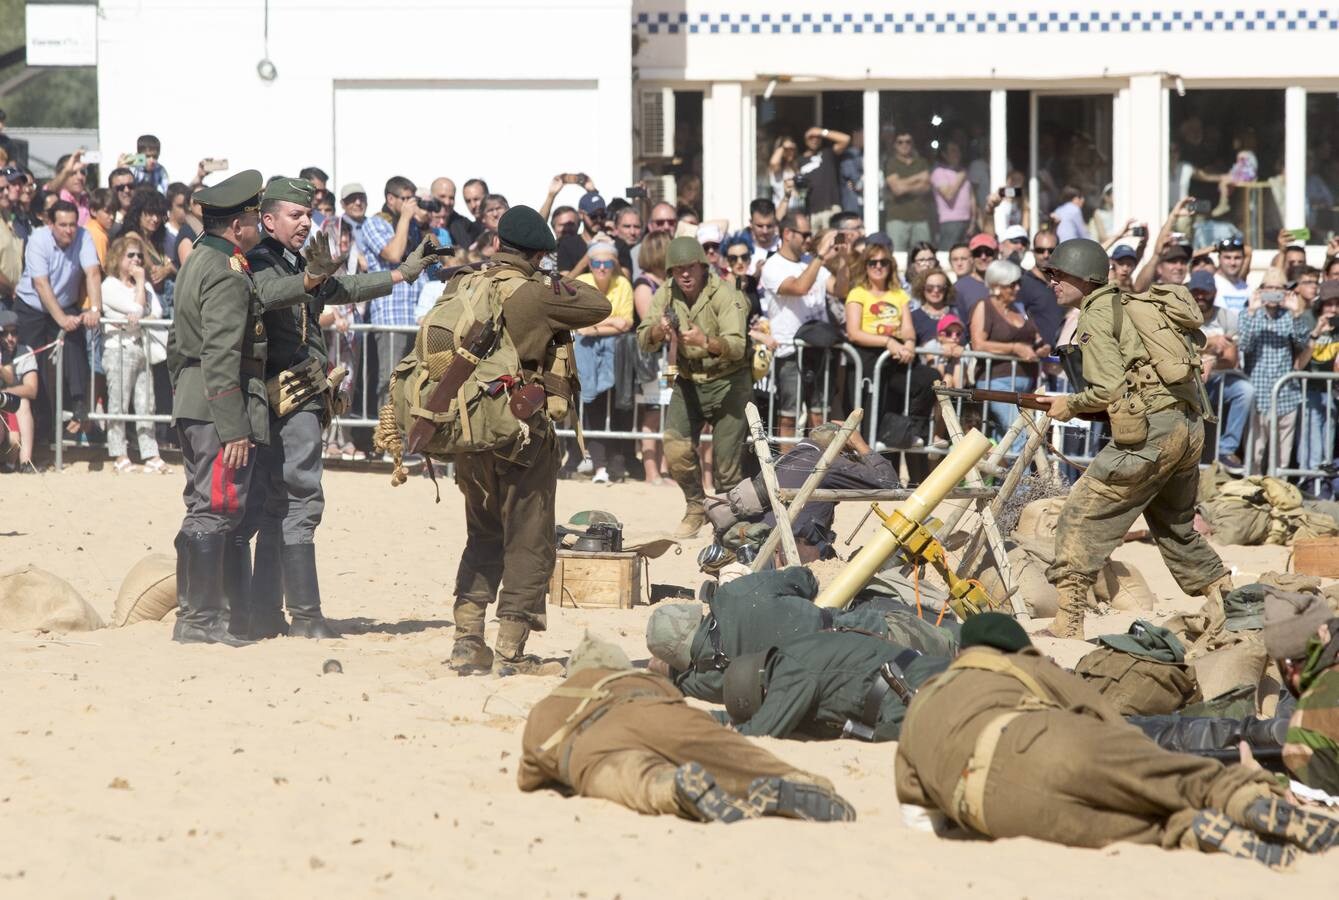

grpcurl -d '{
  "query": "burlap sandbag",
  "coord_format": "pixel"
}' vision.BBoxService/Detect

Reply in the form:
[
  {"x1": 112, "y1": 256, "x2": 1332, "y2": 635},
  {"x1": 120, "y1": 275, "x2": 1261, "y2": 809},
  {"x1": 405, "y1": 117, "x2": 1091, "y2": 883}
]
[
  {"x1": 1188, "y1": 637, "x2": 1268, "y2": 710},
  {"x1": 1013, "y1": 497, "x2": 1066, "y2": 542},
  {"x1": 974, "y1": 539, "x2": 1059, "y2": 618},
  {"x1": 112, "y1": 553, "x2": 177, "y2": 626},
  {"x1": 1074, "y1": 647, "x2": 1202, "y2": 715},
  {"x1": 1092, "y1": 560, "x2": 1157, "y2": 611},
  {"x1": 0, "y1": 564, "x2": 104, "y2": 632}
]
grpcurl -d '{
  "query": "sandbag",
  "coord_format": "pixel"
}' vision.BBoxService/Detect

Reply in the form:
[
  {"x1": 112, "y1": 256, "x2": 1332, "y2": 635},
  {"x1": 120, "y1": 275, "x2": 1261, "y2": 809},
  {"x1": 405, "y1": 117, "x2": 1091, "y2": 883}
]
[
  {"x1": 1074, "y1": 647, "x2": 1202, "y2": 715},
  {"x1": 1188, "y1": 637, "x2": 1268, "y2": 710},
  {"x1": 0, "y1": 565, "x2": 104, "y2": 632},
  {"x1": 1013, "y1": 497, "x2": 1066, "y2": 542},
  {"x1": 1199, "y1": 487, "x2": 1271, "y2": 546},
  {"x1": 1092, "y1": 560, "x2": 1156, "y2": 611},
  {"x1": 112, "y1": 553, "x2": 177, "y2": 626},
  {"x1": 973, "y1": 539, "x2": 1059, "y2": 618}
]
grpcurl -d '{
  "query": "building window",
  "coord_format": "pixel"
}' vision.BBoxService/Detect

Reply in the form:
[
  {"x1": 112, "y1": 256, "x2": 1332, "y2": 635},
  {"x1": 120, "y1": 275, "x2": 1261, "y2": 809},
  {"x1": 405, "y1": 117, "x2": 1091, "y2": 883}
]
[
  {"x1": 755, "y1": 90, "x2": 861, "y2": 226},
  {"x1": 635, "y1": 89, "x2": 703, "y2": 217},
  {"x1": 878, "y1": 91, "x2": 990, "y2": 252},
  {"x1": 1169, "y1": 90, "x2": 1285, "y2": 248},
  {"x1": 1305, "y1": 92, "x2": 1339, "y2": 248}
]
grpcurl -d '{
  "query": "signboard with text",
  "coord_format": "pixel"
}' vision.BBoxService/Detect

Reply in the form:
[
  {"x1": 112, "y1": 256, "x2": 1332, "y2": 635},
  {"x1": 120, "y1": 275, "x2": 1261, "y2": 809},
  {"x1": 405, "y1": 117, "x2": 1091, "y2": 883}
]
[{"x1": 25, "y1": 3, "x2": 99, "y2": 67}]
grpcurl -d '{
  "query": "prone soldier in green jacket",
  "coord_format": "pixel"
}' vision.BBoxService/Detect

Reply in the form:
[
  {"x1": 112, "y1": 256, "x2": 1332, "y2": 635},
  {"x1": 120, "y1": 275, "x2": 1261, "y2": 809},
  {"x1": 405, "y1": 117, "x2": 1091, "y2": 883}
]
[
  {"x1": 235, "y1": 176, "x2": 438, "y2": 640},
  {"x1": 636, "y1": 237, "x2": 751, "y2": 538}
]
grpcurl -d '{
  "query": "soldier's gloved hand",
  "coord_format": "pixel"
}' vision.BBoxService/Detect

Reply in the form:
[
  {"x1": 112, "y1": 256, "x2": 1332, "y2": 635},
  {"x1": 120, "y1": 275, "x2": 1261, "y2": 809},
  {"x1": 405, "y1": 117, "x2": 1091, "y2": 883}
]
[
  {"x1": 304, "y1": 238, "x2": 342, "y2": 281},
  {"x1": 397, "y1": 234, "x2": 441, "y2": 283},
  {"x1": 1046, "y1": 394, "x2": 1076, "y2": 422}
]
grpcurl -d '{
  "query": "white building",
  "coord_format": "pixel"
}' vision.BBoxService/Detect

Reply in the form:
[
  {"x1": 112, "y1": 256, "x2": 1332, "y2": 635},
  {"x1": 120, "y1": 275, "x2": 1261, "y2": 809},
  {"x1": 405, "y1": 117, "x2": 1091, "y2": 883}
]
[{"x1": 90, "y1": 0, "x2": 1339, "y2": 251}]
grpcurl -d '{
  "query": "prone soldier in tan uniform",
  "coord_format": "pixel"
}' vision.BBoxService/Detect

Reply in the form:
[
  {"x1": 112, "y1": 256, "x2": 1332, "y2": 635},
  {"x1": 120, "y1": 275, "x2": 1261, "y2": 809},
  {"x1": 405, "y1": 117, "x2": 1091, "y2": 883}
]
[
  {"x1": 1035, "y1": 238, "x2": 1231, "y2": 638},
  {"x1": 518, "y1": 635, "x2": 855, "y2": 823},
  {"x1": 895, "y1": 614, "x2": 1339, "y2": 868}
]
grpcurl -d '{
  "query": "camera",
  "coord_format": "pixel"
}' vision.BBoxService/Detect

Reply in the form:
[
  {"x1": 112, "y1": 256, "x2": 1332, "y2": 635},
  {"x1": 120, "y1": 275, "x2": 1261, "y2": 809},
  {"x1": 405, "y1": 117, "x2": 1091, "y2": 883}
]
[
  {"x1": 1260, "y1": 290, "x2": 1285, "y2": 306},
  {"x1": 1189, "y1": 198, "x2": 1213, "y2": 216},
  {"x1": 625, "y1": 186, "x2": 648, "y2": 199},
  {"x1": 418, "y1": 197, "x2": 443, "y2": 214},
  {"x1": 792, "y1": 173, "x2": 809, "y2": 191},
  {"x1": 1131, "y1": 225, "x2": 1147, "y2": 238},
  {"x1": 999, "y1": 186, "x2": 1019, "y2": 199}
]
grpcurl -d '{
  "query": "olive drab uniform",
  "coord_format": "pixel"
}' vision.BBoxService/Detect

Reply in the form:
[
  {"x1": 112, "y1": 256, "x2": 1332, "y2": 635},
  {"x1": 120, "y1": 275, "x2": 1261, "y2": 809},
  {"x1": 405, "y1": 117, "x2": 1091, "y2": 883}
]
[
  {"x1": 1047, "y1": 280, "x2": 1228, "y2": 635},
  {"x1": 519, "y1": 667, "x2": 842, "y2": 821},
  {"x1": 235, "y1": 233, "x2": 397, "y2": 639},
  {"x1": 894, "y1": 645, "x2": 1284, "y2": 854},
  {"x1": 635, "y1": 271, "x2": 750, "y2": 530},
  {"x1": 450, "y1": 251, "x2": 610, "y2": 672}
]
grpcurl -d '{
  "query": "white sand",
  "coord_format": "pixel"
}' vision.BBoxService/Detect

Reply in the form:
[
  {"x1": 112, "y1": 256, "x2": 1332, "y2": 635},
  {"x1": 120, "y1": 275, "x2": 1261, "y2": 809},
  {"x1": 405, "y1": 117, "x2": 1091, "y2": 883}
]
[{"x1": 1, "y1": 465, "x2": 1332, "y2": 898}]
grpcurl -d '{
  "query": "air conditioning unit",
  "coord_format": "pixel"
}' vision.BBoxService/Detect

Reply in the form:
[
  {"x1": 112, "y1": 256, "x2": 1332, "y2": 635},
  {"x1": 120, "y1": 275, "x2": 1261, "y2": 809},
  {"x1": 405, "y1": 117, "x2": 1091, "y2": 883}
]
[
  {"x1": 645, "y1": 174, "x2": 677, "y2": 205},
  {"x1": 639, "y1": 88, "x2": 676, "y2": 158}
]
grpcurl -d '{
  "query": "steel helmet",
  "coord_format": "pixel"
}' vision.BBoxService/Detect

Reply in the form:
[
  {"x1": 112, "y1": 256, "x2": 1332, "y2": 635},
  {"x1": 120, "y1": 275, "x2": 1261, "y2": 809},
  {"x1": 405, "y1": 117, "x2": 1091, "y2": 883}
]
[{"x1": 1044, "y1": 238, "x2": 1109, "y2": 286}]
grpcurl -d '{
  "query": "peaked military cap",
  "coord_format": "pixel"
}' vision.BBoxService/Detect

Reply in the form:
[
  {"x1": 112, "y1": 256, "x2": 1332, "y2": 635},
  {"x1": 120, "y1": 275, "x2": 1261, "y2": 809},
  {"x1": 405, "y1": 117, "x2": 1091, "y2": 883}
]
[
  {"x1": 263, "y1": 176, "x2": 315, "y2": 208},
  {"x1": 497, "y1": 205, "x2": 556, "y2": 252},
  {"x1": 195, "y1": 169, "x2": 263, "y2": 217}
]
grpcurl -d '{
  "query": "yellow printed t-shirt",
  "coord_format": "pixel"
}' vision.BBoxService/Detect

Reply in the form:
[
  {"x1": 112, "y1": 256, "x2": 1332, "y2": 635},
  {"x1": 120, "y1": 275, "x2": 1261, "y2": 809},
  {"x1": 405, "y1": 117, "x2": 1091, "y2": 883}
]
[
  {"x1": 847, "y1": 285, "x2": 910, "y2": 338},
  {"x1": 577, "y1": 272, "x2": 635, "y2": 322}
]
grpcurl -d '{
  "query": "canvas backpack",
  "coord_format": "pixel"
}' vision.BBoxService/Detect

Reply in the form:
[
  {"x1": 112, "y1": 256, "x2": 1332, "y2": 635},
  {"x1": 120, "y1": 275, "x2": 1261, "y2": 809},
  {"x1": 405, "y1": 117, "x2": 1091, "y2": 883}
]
[
  {"x1": 1115, "y1": 283, "x2": 1208, "y2": 386},
  {"x1": 388, "y1": 265, "x2": 558, "y2": 459}
]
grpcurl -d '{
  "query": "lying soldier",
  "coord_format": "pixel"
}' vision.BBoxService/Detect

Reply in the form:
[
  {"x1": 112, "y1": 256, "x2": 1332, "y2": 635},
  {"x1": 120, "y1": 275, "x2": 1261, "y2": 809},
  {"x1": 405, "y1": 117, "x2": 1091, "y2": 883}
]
[{"x1": 518, "y1": 634, "x2": 855, "y2": 823}]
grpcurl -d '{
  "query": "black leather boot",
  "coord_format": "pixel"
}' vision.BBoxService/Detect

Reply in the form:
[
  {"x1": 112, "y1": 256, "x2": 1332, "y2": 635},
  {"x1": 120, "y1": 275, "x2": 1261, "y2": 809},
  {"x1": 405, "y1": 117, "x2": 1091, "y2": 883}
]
[
  {"x1": 281, "y1": 544, "x2": 340, "y2": 639},
  {"x1": 174, "y1": 532, "x2": 253, "y2": 647},
  {"x1": 171, "y1": 531, "x2": 189, "y2": 642},
  {"x1": 225, "y1": 536, "x2": 254, "y2": 639},
  {"x1": 247, "y1": 536, "x2": 289, "y2": 639}
]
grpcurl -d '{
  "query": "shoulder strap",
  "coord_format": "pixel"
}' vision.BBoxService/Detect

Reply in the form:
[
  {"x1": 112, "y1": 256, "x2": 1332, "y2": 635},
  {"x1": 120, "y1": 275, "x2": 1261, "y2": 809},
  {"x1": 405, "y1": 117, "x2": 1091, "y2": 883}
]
[
  {"x1": 538, "y1": 670, "x2": 654, "y2": 752},
  {"x1": 1111, "y1": 290, "x2": 1123, "y2": 343},
  {"x1": 949, "y1": 648, "x2": 1059, "y2": 707}
]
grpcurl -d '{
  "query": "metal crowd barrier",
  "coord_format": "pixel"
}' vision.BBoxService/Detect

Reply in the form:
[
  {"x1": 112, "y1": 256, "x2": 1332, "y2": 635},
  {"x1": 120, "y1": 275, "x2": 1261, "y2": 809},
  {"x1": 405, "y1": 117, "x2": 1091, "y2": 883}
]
[{"x1": 1269, "y1": 371, "x2": 1339, "y2": 491}]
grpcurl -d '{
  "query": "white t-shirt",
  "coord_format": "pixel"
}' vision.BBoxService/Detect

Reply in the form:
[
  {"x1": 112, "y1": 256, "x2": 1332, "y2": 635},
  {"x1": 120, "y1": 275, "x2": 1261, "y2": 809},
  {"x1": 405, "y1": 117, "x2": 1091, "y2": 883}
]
[
  {"x1": 1214, "y1": 273, "x2": 1251, "y2": 314},
  {"x1": 761, "y1": 253, "x2": 831, "y2": 358}
]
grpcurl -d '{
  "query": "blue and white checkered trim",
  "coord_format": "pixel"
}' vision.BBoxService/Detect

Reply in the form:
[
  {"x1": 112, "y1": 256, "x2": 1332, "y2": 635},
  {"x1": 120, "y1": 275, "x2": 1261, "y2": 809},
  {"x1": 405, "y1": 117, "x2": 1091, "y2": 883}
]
[{"x1": 633, "y1": 8, "x2": 1337, "y2": 36}]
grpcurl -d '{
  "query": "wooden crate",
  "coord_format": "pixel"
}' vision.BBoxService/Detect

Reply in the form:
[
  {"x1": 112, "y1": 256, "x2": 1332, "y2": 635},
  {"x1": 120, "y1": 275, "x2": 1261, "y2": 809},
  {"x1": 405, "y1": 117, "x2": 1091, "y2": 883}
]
[
  {"x1": 1292, "y1": 537, "x2": 1339, "y2": 577},
  {"x1": 549, "y1": 550, "x2": 642, "y2": 609}
]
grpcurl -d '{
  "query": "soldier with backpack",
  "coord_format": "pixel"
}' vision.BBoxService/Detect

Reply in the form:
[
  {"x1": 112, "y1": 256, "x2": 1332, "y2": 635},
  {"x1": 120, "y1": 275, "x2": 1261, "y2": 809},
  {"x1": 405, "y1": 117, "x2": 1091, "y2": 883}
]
[
  {"x1": 1034, "y1": 238, "x2": 1232, "y2": 639},
  {"x1": 401, "y1": 206, "x2": 609, "y2": 675}
]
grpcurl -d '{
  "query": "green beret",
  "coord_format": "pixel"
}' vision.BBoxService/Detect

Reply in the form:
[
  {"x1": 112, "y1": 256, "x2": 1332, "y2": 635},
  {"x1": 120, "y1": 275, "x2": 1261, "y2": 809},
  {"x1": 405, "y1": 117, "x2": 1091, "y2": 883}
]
[
  {"x1": 195, "y1": 169, "x2": 263, "y2": 217},
  {"x1": 960, "y1": 612, "x2": 1032, "y2": 653},
  {"x1": 667, "y1": 236, "x2": 708, "y2": 269},
  {"x1": 497, "y1": 205, "x2": 556, "y2": 252},
  {"x1": 262, "y1": 176, "x2": 315, "y2": 208}
]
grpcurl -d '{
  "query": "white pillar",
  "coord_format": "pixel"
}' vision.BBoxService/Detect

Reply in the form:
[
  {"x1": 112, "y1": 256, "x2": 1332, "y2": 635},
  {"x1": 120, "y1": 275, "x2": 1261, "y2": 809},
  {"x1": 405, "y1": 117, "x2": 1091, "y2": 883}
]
[
  {"x1": 1284, "y1": 86, "x2": 1307, "y2": 231},
  {"x1": 1027, "y1": 91, "x2": 1039, "y2": 232},
  {"x1": 703, "y1": 81, "x2": 746, "y2": 225},
  {"x1": 863, "y1": 88, "x2": 880, "y2": 237},
  {"x1": 1125, "y1": 74, "x2": 1167, "y2": 228},
  {"x1": 1111, "y1": 87, "x2": 1129, "y2": 227},
  {"x1": 990, "y1": 89, "x2": 1008, "y2": 234}
]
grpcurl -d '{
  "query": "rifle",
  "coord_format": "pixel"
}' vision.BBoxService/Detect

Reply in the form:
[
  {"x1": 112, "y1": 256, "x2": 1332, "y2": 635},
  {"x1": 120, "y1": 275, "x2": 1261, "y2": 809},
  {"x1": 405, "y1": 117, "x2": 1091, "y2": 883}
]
[
  {"x1": 933, "y1": 386, "x2": 1109, "y2": 423},
  {"x1": 404, "y1": 317, "x2": 498, "y2": 456}
]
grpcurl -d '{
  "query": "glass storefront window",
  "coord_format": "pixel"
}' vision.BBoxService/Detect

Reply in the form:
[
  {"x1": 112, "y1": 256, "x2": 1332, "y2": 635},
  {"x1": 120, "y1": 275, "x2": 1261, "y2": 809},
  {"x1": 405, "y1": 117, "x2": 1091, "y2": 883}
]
[
  {"x1": 634, "y1": 89, "x2": 703, "y2": 215},
  {"x1": 1305, "y1": 93, "x2": 1339, "y2": 247},
  {"x1": 754, "y1": 90, "x2": 861, "y2": 225},
  {"x1": 877, "y1": 91, "x2": 990, "y2": 252},
  {"x1": 1169, "y1": 90, "x2": 1285, "y2": 248},
  {"x1": 1034, "y1": 95, "x2": 1113, "y2": 242}
]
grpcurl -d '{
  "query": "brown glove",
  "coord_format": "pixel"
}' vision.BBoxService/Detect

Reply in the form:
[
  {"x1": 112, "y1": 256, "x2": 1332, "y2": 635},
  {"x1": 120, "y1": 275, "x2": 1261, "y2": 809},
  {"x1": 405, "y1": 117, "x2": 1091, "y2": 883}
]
[
  {"x1": 304, "y1": 237, "x2": 343, "y2": 281},
  {"x1": 397, "y1": 234, "x2": 440, "y2": 283},
  {"x1": 1047, "y1": 394, "x2": 1077, "y2": 422}
]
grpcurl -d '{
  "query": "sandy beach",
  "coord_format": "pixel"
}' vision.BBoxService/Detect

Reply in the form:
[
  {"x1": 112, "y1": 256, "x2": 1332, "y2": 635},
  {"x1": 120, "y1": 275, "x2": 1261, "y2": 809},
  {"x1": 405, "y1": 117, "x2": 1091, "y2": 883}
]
[{"x1": 1, "y1": 462, "x2": 1333, "y2": 898}]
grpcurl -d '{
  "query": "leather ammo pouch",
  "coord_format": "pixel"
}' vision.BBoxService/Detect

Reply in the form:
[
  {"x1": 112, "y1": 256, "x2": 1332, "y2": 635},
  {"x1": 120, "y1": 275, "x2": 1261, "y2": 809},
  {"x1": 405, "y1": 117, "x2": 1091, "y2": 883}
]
[{"x1": 266, "y1": 356, "x2": 331, "y2": 417}]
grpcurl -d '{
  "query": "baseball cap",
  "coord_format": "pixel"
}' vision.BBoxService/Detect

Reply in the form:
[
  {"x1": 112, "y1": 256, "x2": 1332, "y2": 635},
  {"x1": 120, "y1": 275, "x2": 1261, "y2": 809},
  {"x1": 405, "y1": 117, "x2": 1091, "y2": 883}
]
[
  {"x1": 969, "y1": 233, "x2": 998, "y2": 252},
  {"x1": 1187, "y1": 270, "x2": 1217, "y2": 294},
  {"x1": 579, "y1": 191, "x2": 606, "y2": 215},
  {"x1": 865, "y1": 233, "x2": 892, "y2": 249},
  {"x1": 1159, "y1": 243, "x2": 1190, "y2": 262},
  {"x1": 0, "y1": 309, "x2": 17, "y2": 329},
  {"x1": 1318, "y1": 281, "x2": 1339, "y2": 302},
  {"x1": 999, "y1": 225, "x2": 1028, "y2": 244},
  {"x1": 339, "y1": 182, "x2": 366, "y2": 200},
  {"x1": 697, "y1": 223, "x2": 723, "y2": 246},
  {"x1": 1109, "y1": 244, "x2": 1139, "y2": 262},
  {"x1": 1, "y1": 166, "x2": 26, "y2": 184},
  {"x1": 936, "y1": 313, "x2": 965, "y2": 335}
]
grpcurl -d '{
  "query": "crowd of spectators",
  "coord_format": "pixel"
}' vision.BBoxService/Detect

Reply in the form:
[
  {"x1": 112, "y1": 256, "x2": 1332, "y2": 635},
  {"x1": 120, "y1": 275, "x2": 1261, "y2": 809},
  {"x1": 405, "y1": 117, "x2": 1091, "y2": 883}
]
[{"x1": 1, "y1": 128, "x2": 1337, "y2": 499}]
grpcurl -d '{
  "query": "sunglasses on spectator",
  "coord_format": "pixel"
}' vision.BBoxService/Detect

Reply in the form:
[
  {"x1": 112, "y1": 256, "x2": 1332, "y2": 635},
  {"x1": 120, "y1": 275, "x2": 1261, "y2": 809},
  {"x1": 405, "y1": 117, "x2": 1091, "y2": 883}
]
[
  {"x1": 1033, "y1": 246, "x2": 1056, "y2": 256},
  {"x1": 788, "y1": 229, "x2": 813, "y2": 239},
  {"x1": 726, "y1": 252, "x2": 750, "y2": 263},
  {"x1": 589, "y1": 259, "x2": 616, "y2": 270},
  {"x1": 942, "y1": 328, "x2": 965, "y2": 338},
  {"x1": 703, "y1": 242, "x2": 720, "y2": 253},
  {"x1": 924, "y1": 283, "x2": 947, "y2": 293},
  {"x1": 652, "y1": 218, "x2": 677, "y2": 227},
  {"x1": 1217, "y1": 238, "x2": 1244, "y2": 250},
  {"x1": 866, "y1": 259, "x2": 891, "y2": 269},
  {"x1": 125, "y1": 251, "x2": 143, "y2": 259},
  {"x1": 113, "y1": 182, "x2": 134, "y2": 192},
  {"x1": 972, "y1": 248, "x2": 996, "y2": 258}
]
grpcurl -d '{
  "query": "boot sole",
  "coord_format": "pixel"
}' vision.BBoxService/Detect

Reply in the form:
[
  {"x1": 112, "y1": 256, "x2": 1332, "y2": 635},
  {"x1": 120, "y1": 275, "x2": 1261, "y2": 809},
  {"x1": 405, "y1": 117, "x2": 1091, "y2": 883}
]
[
  {"x1": 674, "y1": 763, "x2": 754, "y2": 824},
  {"x1": 173, "y1": 625, "x2": 254, "y2": 647},
  {"x1": 748, "y1": 777, "x2": 857, "y2": 822},
  {"x1": 1242, "y1": 797, "x2": 1339, "y2": 853},
  {"x1": 1192, "y1": 810, "x2": 1297, "y2": 869}
]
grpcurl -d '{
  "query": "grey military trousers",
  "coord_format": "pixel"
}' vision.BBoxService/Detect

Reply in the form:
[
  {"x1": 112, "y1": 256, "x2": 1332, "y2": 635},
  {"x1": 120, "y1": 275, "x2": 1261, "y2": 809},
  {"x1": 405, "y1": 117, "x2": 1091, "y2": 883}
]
[
  {"x1": 178, "y1": 419, "x2": 256, "y2": 534},
  {"x1": 238, "y1": 408, "x2": 325, "y2": 545}
]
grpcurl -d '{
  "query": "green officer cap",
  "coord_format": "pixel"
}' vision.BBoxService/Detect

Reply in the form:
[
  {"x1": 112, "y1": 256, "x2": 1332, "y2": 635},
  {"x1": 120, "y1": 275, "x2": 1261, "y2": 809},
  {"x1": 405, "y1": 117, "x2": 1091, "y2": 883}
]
[
  {"x1": 960, "y1": 612, "x2": 1031, "y2": 653},
  {"x1": 497, "y1": 205, "x2": 556, "y2": 252},
  {"x1": 194, "y1": 169, "x2": 263, "y2": 217},
  {"x1": 1222, "y1": 583, "x2": 1267, "y2": 632},
  {"x1": 567, "y1": 510, "x2": 621, "y2": 528},
  {"x1": 645, "y1": 603, "x2": 703, "y2": 671},
  {"x1": 262, "y1": 176, "x2": 316, "y2": 208},
  {"x1": 666, "y1": 236, "x2": 708, "y2": 270}
]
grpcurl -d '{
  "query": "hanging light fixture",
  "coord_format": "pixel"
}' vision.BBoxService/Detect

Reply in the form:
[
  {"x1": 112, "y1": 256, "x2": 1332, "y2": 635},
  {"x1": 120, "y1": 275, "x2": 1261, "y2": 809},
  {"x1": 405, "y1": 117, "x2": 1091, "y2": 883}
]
[{"x1": 257, "y1": 0, "x2": 277, "y2": 81}]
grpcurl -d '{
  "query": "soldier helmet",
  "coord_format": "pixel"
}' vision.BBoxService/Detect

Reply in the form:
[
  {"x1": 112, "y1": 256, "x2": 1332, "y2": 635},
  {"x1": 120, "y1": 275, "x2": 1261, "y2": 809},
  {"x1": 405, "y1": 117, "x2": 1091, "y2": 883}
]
[
  {"x1": 1042, "y1": 238, "x2": 1109, "y2": 286},
  {"x1": 723, "y1": 650, "x2": 774, "y2": 724},
  {"x1": 567, "y1": 510, "x2": 621, "y2": 528},
  {"x1": 566, "y1": 631, "x2": 633, "y2": 676},
  {"x1": 645, "y1": 603, "x2": 703, "y2": 671},
  {"x1": 666, "y1": 236, "x2": 708, "y2": 270}
]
